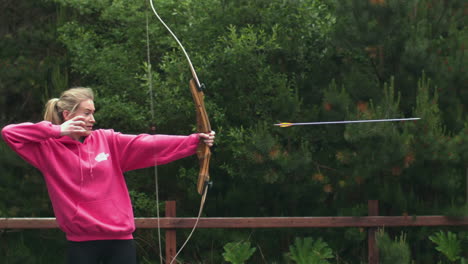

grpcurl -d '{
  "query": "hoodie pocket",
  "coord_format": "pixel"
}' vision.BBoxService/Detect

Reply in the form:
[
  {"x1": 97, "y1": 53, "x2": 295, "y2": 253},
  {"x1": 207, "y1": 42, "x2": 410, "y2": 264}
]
[{"x1": 64, "y1": 199, "x2": 133, "y2": 236}]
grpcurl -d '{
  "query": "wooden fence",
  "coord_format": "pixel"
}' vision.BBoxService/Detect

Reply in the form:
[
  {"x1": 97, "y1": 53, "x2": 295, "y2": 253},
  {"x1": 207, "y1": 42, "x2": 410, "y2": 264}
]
[{"x1": 1, "y1": 200, "x2": 467, "y2": 264}]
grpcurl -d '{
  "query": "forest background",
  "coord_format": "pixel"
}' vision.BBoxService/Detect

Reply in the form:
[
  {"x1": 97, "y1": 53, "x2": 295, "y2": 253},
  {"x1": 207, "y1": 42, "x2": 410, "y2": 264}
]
[{"x1": 0, "y1": 0, "x2": 466, "y2": 263}]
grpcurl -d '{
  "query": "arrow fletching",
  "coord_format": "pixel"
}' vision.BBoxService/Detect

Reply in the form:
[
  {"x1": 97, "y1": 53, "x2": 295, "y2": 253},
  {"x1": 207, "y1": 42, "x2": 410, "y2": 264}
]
[{"x1": 277, "y1": 122, "x2": 293, "y2": 128}]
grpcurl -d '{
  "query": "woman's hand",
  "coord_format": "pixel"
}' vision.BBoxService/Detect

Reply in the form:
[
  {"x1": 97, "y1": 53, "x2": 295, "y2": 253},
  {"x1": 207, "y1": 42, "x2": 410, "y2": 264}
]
[
  {"x1": 199, "y1": 131, "x2": 216, "y2": 147},
  {"x1": 60, "y1": 116, "x2": 91, "y2": 138}
]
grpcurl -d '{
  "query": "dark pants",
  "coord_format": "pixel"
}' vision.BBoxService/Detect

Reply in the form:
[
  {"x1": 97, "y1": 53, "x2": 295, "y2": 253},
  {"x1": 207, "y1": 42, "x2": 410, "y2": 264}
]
[{"x1": 67, "y1": 239, "x2": 137, "y2": 264}]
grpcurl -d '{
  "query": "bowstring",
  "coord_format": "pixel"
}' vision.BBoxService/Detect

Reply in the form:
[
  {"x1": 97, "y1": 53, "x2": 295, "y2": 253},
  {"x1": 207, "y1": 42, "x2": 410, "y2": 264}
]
[
  {"x1": 145, "y1": 10, "x2": 164, "y2": 264},
  {"x1": 169, "y1": 185, "x2": 208, "y2": 264}
]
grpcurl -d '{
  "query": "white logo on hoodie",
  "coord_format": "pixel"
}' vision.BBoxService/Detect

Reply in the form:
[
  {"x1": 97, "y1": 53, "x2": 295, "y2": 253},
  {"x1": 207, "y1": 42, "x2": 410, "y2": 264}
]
[{"x1": 95, "y1": 152, "x2": 110, "y2": 162}]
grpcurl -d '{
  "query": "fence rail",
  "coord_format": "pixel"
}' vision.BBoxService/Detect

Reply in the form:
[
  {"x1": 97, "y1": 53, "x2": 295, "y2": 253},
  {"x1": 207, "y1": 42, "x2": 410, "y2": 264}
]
[
  {"x1": 1, "y1": 215, "x2": 467, "y2": 229},
  {"x1": 1, "y1": 200, "x2": 467, "y2": 264}
]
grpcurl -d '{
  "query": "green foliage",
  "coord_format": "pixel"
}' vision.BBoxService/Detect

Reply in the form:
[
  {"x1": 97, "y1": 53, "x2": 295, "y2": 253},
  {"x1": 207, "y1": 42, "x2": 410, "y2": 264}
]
[
  {"x1": 1, "y1": 229, "x2": 66, "y2": 264},
  {"x1": 429, "y1": 231, "x2": 463, "y2": 262},
  {"x1": 222, "y1": 241, "x2": 257, "y2": 264},
  {"x1": 376, "y1": 229, "x2": 412, "y2": 264},
  {"x1": 330, "y1": 0, "x2": 466, "y2": 129},
  {"x1": 287, "y1": 237, "x2": 334, "y2": 264},
  {"x1": 129, "y1": 190, "x2": 161, "y2": 216}
]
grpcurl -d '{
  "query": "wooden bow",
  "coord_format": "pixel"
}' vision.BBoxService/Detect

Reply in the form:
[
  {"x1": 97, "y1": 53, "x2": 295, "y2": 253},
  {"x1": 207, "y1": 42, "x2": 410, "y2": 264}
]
[
  {"x1": 148, "y1": 1, "x2": 212, "y2": 262},
  {"x1": 149, "y1": 0, "x2": 211, "y2": 196}
]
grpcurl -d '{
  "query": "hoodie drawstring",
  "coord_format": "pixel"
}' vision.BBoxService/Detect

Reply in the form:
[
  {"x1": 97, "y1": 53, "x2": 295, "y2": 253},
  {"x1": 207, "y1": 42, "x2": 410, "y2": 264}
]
[
  {"x1": 87, "y1": 143, "x2": 94, "y2": 180},
  {"x1": 77, "y1": 143, "x2": 84, "y2": 194}
]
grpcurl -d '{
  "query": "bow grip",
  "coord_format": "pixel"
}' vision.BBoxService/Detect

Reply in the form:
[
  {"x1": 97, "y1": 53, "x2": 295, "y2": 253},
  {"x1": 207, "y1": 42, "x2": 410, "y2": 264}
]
[{"x1": 189, "y1": 79, "x2": 212, "y2": 194}]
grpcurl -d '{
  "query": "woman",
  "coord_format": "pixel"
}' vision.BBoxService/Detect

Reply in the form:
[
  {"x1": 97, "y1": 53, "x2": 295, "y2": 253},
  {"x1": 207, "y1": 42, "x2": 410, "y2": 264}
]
[{"x1": 1, "y1": 87, "x2": 215, "y2": 264}]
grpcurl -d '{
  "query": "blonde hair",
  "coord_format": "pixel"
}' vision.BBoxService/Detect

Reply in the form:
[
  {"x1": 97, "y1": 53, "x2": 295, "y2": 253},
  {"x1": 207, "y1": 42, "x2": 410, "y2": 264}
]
[{"x1": 44, "y1": 87, "x2": 94, "y2": 124}]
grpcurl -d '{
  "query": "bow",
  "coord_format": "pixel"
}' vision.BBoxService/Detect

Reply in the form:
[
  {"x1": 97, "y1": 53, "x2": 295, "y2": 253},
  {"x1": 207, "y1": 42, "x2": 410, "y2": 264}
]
[
  {"x1": 148, "y1": 0, "x2": 211, "y2": 196},
  {"x1": 148, "y1": 0, "x2": 211, "y2": 262}
]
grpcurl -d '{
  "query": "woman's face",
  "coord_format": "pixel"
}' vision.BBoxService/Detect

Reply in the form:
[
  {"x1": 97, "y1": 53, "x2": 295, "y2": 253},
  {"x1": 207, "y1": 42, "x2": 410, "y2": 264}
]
[{"x1": 64, "y1": 99, "x2": 96, "y2": 131}]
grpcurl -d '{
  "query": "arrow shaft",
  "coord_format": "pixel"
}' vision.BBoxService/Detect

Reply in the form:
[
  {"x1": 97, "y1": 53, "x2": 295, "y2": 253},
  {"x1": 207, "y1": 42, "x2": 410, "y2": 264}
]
[{"x1": 275, "y1": 118, "x2": 420, "y2": 127}]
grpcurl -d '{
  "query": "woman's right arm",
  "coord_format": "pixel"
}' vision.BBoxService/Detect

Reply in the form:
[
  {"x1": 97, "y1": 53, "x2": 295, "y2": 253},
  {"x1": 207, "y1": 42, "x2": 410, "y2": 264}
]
[
  {"x1": 2, "y1": 115, "x2": 90, "y2": 147},
  {"x1": 1, "y1": 121, "x2": 62, "y2": 168},
  {"x1": 1, "y1": 121, "x2": 62, "y2": 147}
]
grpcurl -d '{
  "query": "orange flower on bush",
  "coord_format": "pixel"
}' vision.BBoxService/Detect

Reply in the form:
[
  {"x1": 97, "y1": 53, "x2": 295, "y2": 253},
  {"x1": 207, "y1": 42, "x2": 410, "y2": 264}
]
[
  {"x1": 313, "y1": 173, "x2": 325, "y2": 182},
  {"x1": 269, "y1": 147, "x2": 280, "y2": 159},
  {"x1": 323, "y1": 184, "x2": 333, "y2": 193},
  {"x1": 357, "y1": 101, "x2": 369, "y2": 113},
  {"x1": 323, "y1": 102, "x2": 332, "y2": 111},
  {"x1": 392, "y1": 166, "x2": 402, "y2": 176},
  {"x1": 404, "y1": 153, "x2": 415, "y2": 168}
]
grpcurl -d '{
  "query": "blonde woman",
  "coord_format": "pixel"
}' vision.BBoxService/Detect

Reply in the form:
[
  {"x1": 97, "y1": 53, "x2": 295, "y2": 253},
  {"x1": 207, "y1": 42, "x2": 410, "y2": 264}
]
[{"x1": 1, "y1": 87, "x2": 215, "y2": 264}]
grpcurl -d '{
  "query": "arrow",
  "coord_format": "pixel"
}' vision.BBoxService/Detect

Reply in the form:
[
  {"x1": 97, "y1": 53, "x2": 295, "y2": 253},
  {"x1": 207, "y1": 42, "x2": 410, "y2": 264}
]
[{"x1": 275, "y1": 118, "x2": 421, "y2": 127}]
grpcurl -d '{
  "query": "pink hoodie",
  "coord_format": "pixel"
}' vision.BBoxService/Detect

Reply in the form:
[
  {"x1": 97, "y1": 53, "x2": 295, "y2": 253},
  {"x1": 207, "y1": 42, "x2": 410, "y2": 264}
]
[{"x1": 2, "y1": 121, "x2": 200, "y2": 241}]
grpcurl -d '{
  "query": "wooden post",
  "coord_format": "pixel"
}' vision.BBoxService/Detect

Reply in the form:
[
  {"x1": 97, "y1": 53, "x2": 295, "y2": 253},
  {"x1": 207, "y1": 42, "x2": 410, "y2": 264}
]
[
  {"x1": 368, "y1": 200, "x2": 379, "y2": 264},
  {"x1": 165, "y1": 201, "x2": 177, "y2": 264}
]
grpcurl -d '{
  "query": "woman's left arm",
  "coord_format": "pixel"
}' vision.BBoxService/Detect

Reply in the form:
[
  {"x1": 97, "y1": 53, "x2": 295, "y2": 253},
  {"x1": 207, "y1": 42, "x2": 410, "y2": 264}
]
[{"x1": 112, "y1": 131, "x2": 215, "y2": 172}]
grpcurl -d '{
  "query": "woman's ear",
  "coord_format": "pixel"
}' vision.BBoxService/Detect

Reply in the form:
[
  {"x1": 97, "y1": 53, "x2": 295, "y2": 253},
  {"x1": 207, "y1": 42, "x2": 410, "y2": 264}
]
[{"x1": 62, "y1": 110, "x2": 71, "y2": 121}]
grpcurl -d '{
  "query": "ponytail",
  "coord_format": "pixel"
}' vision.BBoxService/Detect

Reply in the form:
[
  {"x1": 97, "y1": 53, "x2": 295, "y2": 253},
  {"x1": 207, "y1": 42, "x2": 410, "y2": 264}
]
[
  {"x1": 44, "y1": 98, "x2": 62, "y2": 125},
  {"x1": 43, "y1": 87, "x2": 94, "y2": 125}
]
